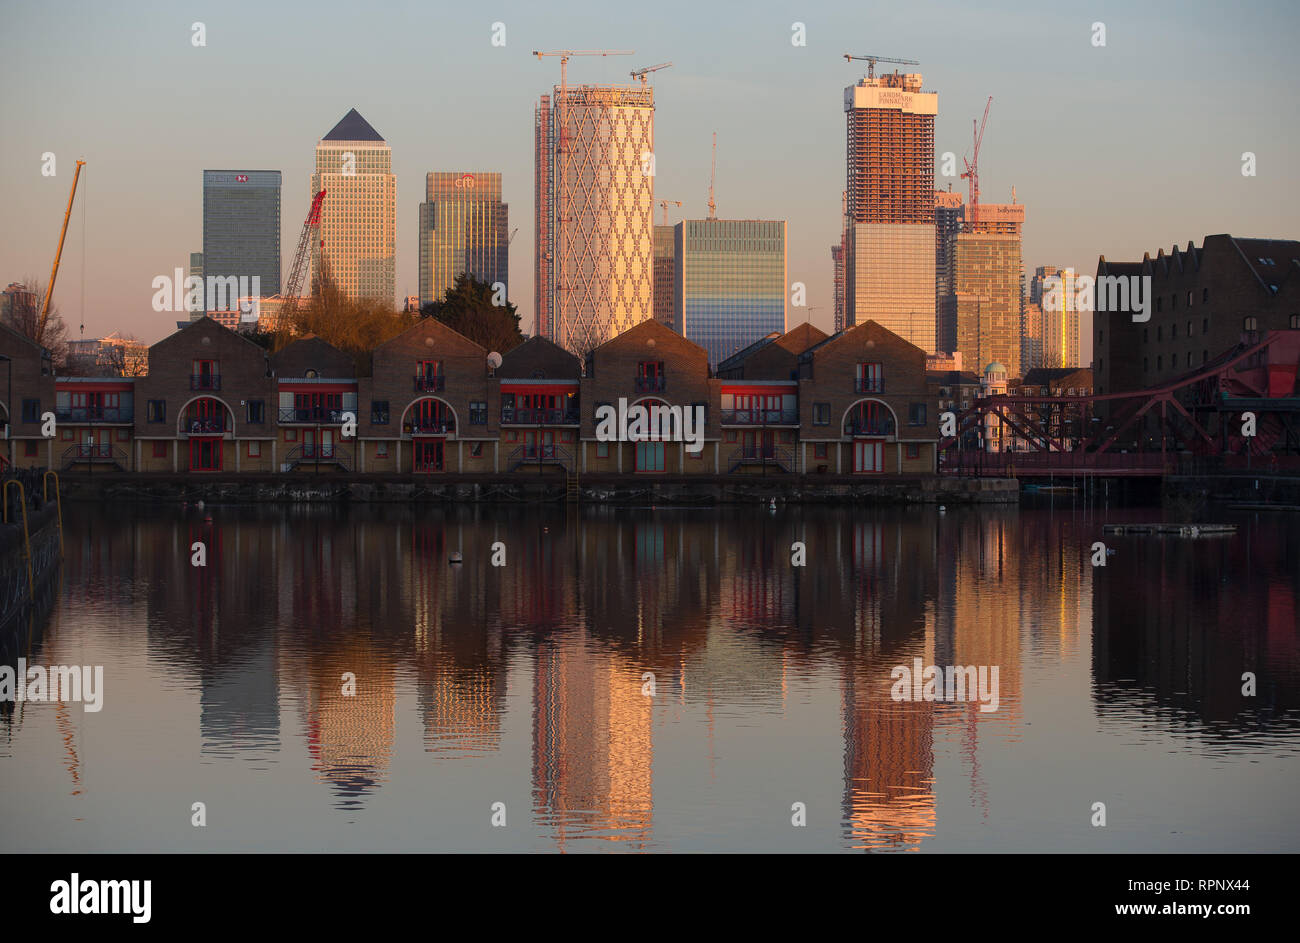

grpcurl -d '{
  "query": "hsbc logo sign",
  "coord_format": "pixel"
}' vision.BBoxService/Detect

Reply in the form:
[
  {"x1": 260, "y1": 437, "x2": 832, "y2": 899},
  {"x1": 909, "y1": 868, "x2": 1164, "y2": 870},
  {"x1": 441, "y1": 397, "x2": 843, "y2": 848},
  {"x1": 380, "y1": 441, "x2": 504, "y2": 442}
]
[
  {"x1": 235, "y1": 174, "x2": 248, "y2": 183},
  {"x1": 454, "y1": 174, "x2": 476, "y2": 189}
]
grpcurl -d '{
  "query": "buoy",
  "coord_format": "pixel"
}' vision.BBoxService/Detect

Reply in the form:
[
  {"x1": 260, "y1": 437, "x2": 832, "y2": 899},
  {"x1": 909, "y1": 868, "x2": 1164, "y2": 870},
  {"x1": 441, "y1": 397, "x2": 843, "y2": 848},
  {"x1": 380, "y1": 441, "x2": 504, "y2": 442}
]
[
  {"x1": 196, "y1": 499, "x2": 205, "y2": 511},
  {"x1": 938, "y1": 505, "x2": 946, "y2": 513},
  {"x1": 769, "y1": 498, "x2": 777, "y2": 510},
  {"x1": 449, "y1": 551, "x2": 463, "y2": 564}
]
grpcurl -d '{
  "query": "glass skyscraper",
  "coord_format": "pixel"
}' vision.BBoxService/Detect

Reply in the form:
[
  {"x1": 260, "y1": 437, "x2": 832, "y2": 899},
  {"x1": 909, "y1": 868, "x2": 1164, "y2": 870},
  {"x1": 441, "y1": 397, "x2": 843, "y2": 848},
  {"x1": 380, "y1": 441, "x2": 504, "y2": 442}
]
[
  {"x1": 674, "y1": 219, "x2": 787, "y2": 368},
  {"x1": 418, "y1": 172, "x2": 508, "y2": 308},
  {"x1": 202, "y1": 170, "x2": 280, "y2": 302}
]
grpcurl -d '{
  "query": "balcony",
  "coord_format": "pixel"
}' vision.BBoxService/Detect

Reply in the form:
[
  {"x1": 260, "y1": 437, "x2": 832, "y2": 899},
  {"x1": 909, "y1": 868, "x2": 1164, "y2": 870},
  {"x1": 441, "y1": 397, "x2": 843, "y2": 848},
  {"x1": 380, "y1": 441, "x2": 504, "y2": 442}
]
[
  {"x1": 726, "y1": 445, "x2": 795, "y2": 474},
  {"x1": 61, "y1": 443, "x2": 128, "y2": 471},
  {"x1": 55, "y1": 406, "x2": 134, "y2": 423},
  {"x1": 854, "y1": 377, "x2": 885, "y2": 394},
  {"x1": 278, "y1": 406, "x2": 348, "y2": 423},
  {"x1": 844, "y1": 417, "x2": 895, "y2": 437},
  {"x1": 721, "y1": 408, "x2": 798, "y2": 426},
  {"x1": 413, "y1": 375, "x2": 446, "y2": 392},
  {"x1": 635, "y1": 376, "x2": 666, "y2": 393},
  {"x1": 182, "y1": 416, "x2": 227, "y2": 435},
  {"x1": 190, "y1": 374, "x2": 222, "y2": 391},
  {"x1": 283, "y1": 443, "x2": 353, "y2": 472},
  {"x1": 501, "y1": 407, "x2": 580, "y2": 425},
  {"x1": 507, "y1": 444, "x2": 573, "y2": 473},
  {"x1": 404, "y1": 417, "x2": 456, "y2": 436}
]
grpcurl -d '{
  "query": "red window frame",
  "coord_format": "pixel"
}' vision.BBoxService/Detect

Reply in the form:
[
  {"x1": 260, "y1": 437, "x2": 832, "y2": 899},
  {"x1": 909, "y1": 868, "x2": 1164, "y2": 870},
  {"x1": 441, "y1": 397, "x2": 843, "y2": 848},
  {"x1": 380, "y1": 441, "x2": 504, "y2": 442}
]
[{"x1": 152, "y1": 441, "x2": 167, "y2": 458}]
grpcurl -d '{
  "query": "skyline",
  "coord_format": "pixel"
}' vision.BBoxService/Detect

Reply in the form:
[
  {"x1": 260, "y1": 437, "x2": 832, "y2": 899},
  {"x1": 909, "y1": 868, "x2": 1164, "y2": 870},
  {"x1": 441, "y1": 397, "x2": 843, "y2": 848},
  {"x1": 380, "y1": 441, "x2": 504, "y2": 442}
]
[{"x1": 2, "y1": 0, "x2": 1298, "y2": 359}]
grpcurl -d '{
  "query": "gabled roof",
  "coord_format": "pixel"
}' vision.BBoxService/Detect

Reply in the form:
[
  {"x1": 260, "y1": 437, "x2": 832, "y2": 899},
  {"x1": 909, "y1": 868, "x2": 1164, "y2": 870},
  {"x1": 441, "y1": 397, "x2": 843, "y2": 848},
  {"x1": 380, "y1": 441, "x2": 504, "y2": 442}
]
[
  {"x1": 716, "y1": 332, "x2": 780, "y2": 372},
  {"x1": 322, "y1": 108, "x2": 384, "y2": 142},
  {"x1": 499, "y1": 335, "x2": 580, "y2": 379}
]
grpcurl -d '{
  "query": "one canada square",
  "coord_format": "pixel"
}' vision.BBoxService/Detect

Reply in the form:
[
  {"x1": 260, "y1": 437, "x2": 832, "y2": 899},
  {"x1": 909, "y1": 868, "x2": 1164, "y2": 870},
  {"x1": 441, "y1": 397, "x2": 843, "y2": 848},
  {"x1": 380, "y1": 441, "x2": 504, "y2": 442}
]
[
  {"x1": 535, "y1": 83, "x2": 655, "y2": 358},
  {"x1": 843, "y1": 69, "x2": 937, "y2": 352}
]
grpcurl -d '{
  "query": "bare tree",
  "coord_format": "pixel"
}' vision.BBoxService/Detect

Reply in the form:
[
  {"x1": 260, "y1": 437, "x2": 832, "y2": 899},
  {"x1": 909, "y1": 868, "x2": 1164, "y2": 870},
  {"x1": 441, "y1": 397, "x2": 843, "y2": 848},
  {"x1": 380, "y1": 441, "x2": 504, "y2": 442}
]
[{"x1": 2, "y1": 277, "x2": 70, "y2": 366}]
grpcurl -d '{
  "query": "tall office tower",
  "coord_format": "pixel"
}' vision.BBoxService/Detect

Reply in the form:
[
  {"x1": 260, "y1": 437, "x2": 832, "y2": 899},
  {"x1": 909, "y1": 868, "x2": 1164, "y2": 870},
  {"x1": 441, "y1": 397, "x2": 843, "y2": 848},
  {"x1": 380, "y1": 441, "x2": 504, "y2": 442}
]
[
  {"x1": 311, "y1": 109, "x2": 396, "y2": 304},
  {"x1": 843, "y1": 70, "x2": 937, "y2": 351},
  {"x1": 949, "y1": 202, "x2": 1026, "y2": 378},
  {"x1": 1022, "y1": 301, "x2": 1045, "y2": 371},
  {"x1": 653, "y1": 225, "x2": 676, "y2": 330},
  {"x1": 1030, "y1": 265, "x2": 1083, "y2": 368},
  {"x1": 186, "y1": 251, "x2": 205, "y2": 321},
  {"x1": 831, "y1": 243, "x2": 845, "y2": 334},
  {"x1": 202, "y1": 170, "x2": 281, "y2": 308},
  {"x1": 934, "y1": 189, "x2": 965, "y2": 351},
  {"x1": 535, "y1": 83, "x2": 655, "y2": 358},
  {"x1": 418, "y1": 172, "x2": 508, "y2": 308},
  {"x1": 673, "y1": 219, "x2": 787, "y2": 368},
  {"x1": 534, "y1": 96, "x2": 554, "y2": 340}
]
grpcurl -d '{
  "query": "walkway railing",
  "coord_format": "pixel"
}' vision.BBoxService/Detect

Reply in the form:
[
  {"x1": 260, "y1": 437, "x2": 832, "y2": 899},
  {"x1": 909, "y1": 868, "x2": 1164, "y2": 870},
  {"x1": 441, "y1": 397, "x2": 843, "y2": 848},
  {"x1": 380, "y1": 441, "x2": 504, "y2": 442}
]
[
  {"x1": 726, "y1": 446, "x2": 795, "y2": 474},
  {"x1": 283, "y1": 444, "x2": 353, "y2": 472},
  {"x1": 507, "y1": 444, "x2": 573, "y2": 473}
]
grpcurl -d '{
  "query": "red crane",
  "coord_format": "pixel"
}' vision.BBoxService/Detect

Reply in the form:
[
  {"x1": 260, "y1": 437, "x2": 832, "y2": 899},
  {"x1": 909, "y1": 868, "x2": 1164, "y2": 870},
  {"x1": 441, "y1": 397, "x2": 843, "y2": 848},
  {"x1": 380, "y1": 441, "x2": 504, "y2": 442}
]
[
  {"x1": 281, "y1": 188, "x2": 326, "y2": 324},
  {"x1": 961, "y1": 97, "x2": 992, "y2": 229}
]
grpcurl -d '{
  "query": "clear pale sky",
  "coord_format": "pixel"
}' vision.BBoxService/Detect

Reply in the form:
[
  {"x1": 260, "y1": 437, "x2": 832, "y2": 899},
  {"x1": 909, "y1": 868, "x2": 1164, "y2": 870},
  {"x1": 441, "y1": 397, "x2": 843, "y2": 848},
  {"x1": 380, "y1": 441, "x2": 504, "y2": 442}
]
[{"x1": 2, "y1": 0, "x2": 1297, "y2": 359}]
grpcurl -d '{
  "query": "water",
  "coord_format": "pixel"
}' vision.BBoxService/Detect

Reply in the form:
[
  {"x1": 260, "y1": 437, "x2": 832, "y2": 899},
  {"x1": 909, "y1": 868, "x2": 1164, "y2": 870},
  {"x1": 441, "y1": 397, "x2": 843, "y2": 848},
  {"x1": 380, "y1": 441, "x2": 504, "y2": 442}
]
[{"x1": 1, "y1": 501, "x2": 1296, "y2": 853}]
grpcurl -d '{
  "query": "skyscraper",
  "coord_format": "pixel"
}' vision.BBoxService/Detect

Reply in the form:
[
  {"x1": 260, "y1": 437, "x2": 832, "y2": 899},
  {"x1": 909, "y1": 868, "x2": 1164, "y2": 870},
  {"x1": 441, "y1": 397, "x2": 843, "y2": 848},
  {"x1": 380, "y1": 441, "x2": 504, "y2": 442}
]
[
  {"x1": 202, "y1": 171, "x2": 280, "y2": 302},
  {"x1": 535, "y1": 84, "x2": 655, "y2": 357},
  {"x1": 418, "y1": 172, "x2": 508, "y2": 308},
  {"x1": 843, "y1": 70, "x2": 937, "y2": 351},
  {"x1": 653, "y1": 225, "x2": 676, "y2": 330},
  {"x1": 674, "y1": 219, "x2": 787, "y2": 368},
  {"x1": 948, "y1": 202, "x2": 1026, "y2": 378},
  {"x1": 1030, "y1": 265, "x2": 1083, "y2": 368},
  {"x1": 934, "y1": 189, "x2": 965, "y2": 351},
  {"x1": 311, "y1": 109, "x2": 395, "y2": 305}
]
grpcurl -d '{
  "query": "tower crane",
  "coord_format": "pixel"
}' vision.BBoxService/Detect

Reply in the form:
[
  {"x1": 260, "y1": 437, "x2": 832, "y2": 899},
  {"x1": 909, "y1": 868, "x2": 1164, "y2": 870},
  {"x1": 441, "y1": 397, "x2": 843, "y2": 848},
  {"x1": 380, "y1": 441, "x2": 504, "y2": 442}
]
[
  {"x1": 707, "y1": 132, "x2": 717, "y2": 219},
  {"x1": 842, "y1": 53, "x2": 919, "y2": 79},
  {"x1": 281, "y1": 188, "x2": 326, "y2": 325},
  {"x1": 38, "y1": 159, "x2": 86, "y2": 343},
  {"x1": 630, "y1": 62, "x2": 672, "y2": 86},
  {"x1": 961, "y1": 96, "x2": 993, "y2": 228},
  {"x1": 658, "y1": 200, "x2": 682, "y2": 225}
]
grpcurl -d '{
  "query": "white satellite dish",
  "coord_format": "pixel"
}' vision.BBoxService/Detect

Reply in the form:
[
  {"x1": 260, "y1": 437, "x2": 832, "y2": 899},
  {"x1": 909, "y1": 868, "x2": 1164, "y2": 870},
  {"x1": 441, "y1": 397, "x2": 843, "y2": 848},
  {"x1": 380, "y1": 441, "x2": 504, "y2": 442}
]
[{"x1": 487, "y1": 351, "x2": 503, "y2": 370}]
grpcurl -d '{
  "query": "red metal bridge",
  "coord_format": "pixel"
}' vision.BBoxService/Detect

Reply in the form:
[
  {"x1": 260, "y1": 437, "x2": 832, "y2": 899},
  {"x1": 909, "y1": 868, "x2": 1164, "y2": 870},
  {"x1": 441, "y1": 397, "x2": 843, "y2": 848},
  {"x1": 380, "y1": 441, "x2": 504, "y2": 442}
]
[{"x1": 938, "y1": 331, "x2": 1300, "y2": 478}]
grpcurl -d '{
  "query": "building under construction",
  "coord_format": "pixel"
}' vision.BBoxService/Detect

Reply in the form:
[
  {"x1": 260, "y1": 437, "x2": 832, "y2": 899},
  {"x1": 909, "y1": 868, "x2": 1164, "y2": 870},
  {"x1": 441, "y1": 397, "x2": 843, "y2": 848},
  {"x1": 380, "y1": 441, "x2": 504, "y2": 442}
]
[
  {"x1": 843, "y1": 70, "x2": 937, "y2": 351},
  {"x1": 534, "y1": 84, "x2": 655, "y2": 358}
]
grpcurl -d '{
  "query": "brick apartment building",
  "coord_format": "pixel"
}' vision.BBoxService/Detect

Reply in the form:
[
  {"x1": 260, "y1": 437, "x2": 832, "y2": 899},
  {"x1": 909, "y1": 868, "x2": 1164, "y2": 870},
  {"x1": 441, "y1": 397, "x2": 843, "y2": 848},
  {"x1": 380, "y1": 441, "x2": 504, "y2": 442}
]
[
  {"x1": 0, "y1": 322, "x2": 56, "y2": 470},
  {"x1": 497, "y1": 336, "x2": 581, "y2": 473}
]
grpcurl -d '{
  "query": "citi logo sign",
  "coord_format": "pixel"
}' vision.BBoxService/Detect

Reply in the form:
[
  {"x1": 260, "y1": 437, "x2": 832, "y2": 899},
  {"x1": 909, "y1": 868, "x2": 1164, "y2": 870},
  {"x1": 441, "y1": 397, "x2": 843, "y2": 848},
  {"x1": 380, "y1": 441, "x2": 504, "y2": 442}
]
[{"x1": 454, "y1": 174, "x2": 476, "y2": 189}]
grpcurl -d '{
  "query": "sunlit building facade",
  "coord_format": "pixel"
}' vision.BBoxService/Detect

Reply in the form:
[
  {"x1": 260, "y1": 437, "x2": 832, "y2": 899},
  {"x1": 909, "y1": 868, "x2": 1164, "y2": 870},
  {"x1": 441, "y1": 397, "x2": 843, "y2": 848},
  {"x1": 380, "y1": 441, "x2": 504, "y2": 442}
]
[
  {"x1": 418, "y1": 172, "x2": 508, "y2": 308},
  {"x1": 202, "y1": 170, "x2": 281, "y2": 304},
  {"x1": 534, "y1": 84, "x2": 655, "y2": 358},
  {"x1": 311, "y1": 108, "x2": 396, "y2": 305}
]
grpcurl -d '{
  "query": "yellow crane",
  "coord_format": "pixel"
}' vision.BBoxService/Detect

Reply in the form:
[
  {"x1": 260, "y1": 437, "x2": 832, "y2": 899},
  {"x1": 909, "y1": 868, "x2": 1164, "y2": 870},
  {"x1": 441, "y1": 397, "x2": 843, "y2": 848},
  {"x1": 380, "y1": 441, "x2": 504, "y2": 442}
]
[
  {"x1": 39, "y1": 159, "x2": 85, "y2": 343},
  {"x1": 708, "y1": 132, "x2": 717, "y2": 219},
  {"x1": 658, "y1": 200, "x2": 682, "y2": 225}
]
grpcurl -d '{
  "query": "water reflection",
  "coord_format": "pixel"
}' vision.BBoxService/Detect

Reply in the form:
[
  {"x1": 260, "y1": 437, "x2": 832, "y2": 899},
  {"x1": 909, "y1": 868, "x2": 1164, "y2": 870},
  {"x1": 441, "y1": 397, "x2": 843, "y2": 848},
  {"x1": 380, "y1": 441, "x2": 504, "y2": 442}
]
[{"x1": 3, "y1": 501, "x2": 1296, "y2": 852}]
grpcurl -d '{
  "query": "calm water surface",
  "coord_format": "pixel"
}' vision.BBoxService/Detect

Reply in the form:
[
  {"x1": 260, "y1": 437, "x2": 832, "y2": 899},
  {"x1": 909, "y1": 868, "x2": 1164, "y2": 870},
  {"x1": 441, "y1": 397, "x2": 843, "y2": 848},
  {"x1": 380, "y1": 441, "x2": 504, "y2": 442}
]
[{"x1": 1, "y1": 500, "x2": 1297, "y2": 852}]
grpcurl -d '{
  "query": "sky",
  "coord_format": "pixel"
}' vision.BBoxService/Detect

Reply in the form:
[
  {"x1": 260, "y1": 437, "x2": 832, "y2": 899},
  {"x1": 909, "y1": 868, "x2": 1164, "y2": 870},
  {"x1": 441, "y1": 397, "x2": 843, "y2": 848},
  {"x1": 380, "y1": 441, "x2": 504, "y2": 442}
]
[{"x1": 2, "y1": 0, "x2": 1298, "y2": 359}]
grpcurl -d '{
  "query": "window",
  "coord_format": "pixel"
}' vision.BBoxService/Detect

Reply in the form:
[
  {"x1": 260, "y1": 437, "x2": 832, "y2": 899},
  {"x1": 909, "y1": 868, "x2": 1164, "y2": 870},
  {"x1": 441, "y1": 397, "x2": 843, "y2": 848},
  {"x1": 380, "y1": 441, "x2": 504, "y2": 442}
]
[
  {"x1": 1202, "y1": 350, "x2": 1208, "y2": 363},
  {"x1": 1243, "y1": 317, "x2": 1258, "y2": 331},
  {"x1": 469, "y1": 401, "x2": 487, "y2": 425},
  {"x1": 147, "y1": 399, "x2": 166, "y2": 423},
  {"x1": 1171, "y1": 324, "x2": 1177, "y2": 339},
  {"x1": 856, "y1": 362, "x2": 883, "y2": 393},
  {"x1": 371, "y1": 400, "x2": 390, "y2": 424},
  {"x1": 1099, "y1": 358, "x2": 1104, "y2": 371},
  {"x1": 1157, "y1": 356, "x2": 1163, "y2": 371},
  {"x1": 724, "y1": 429, "x2": 738, "y2": 443},
  {"x1": 117, "y1": 429, "x2": 130, "y2": 442},
  {"x1": 21, "y1": 399, "x2": 40, "y2": 423},
  {"x1": 908, "y1": 403, "x2": 927, "y2": 426},
  {"x1": 812, "y1": 403, "x2": 830, "y2": 426},
  {"x1": 1098, "y1": 330, "x2": 1103, "y2": 344},
  {"x1": 1203, "y1": 318, "x2": 1209, "y2": 334},
  {"x1": 1202, "y1": 288, "x2": 1209, "y2": 303},
  {"x1": 247, "y1": 441, "x2": 261, "y2": 458},
  {"x1": 60, "y1": 428, "x2": 74, "y2": 441},
  {"x1": 1291, "y1": 315, "x2": 1300, "y2": 329},
  {"x1": 1143, "y1": 357, "x2": 1149, "y2": 372},
  {"x1": 24, "y1": 441, "x2": 38, "y2": 457},
  {"x1": 285, "y1": 429, "x2": 298, "y2": 442},
  {"x1": 813, "y1": 443, "x2": 828, "y2": 459},
  {"x1": 1157, "y1": 326, "x2": 1162, "y2": 341},
  {"x1": 376, "y1": 442, "x2": 388, "y2": 458},
  {"x1": 1143, "y1": 328, "x2": 1149, "y2": 343},
  {"x1": 1187, "y1": 320, "x2": 1193, "y2": 336},
  {"x1": 905, "y1": 443, "x2": 920, "y2": 460},
  {"x1": 1171, "y1": 294, "x2": 1177, "y2": 310},
  {"x1": 1172, "y1": 353, "x2": 1178, "y2": 367},
  {"x1": 246, "y1": 400, "x2": 265, "y2": 424},
  {"x1": 596, "y1": 441, "x2": 609, "y2": 458},
  {"x1": 1187, "y1": 291, "x2": 1194, "y2": 307},
  {"x1": 1156, "y1": 297, "x2": 1162, "y2": 313},
  {"x1": 152, "y1": 441, "x2": 167, "y2": 458},
  {"x1": 470, "y1": 442, "x2": 483, "y2": 457}
]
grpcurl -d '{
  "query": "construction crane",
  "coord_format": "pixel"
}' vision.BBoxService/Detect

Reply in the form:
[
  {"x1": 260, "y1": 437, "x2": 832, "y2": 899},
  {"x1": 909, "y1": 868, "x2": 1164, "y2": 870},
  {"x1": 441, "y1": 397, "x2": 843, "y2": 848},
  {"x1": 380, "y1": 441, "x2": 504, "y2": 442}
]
[
  {"x1": 843, "y1": 53, "x2": 919, "y2": 79},
  {"x1": 38, "y1": 159, "x2": 86, "y2": 343},
  {"x1": 508, "y1": 226, "x2": 520, "y2": 245},
  {"x1": 658, "y1": 200, "x2": 682, "y2": 225},
  {"x1": 707, "y1": 132, "x2": 717, "y2": 219},
  {"x1": 961, "y1": 96, "x2": 993, "y2": 229},
  {"x1": 534, "y1": 50, "x2": 634, "y2": 349},
  {"x1": 281, "y1": 189, "x2": 326, "y2": 323},
  {"x1": 630, "y1": 62, "x2": 672, "y2": 86}
]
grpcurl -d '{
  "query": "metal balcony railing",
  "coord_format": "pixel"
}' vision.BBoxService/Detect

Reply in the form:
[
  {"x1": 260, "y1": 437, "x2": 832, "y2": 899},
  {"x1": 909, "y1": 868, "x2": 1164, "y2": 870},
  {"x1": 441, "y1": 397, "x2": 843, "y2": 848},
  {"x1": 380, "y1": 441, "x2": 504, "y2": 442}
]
[
  {"x1": 854, "y1": 377, "x2": 885, "y2": 393},
  {"x1": 182, "y1": 416, "x2": 227, "y2": 435},
  {"x1": 635, "y1": 376, "x2": 666, "y2": 393},
  {"x1": 413, "y1": 375, "x2": 446, "y2": 392},
  {"x1": 844, "y1": 417, "x2": 895, "y2": 436},
  {"x1": 508, "y1": 444, "x2": 573, "y2": 473},
  {"x1": 500, "y1": 407, "x2": 581, "y2": 425},
  {"x1": 55, "y1": 406, "x2": 134, "y2": 423},
  {"x1": 278, "y1": 406, "x2": 347, "y2": 423},
  {"x1": 404, "y1": 417, "x2": 455, "y2": 436},
  {"x1": 726, "y1": 445, "x2": 795, "y2": 474},
  {"x1": 61, "y1": 443, "x2": 128, "y2": 470},
  {"x1": 190, "y1": 374, "x2": 222, "y2": 391},
  {"x1": 283, "y1": 444, "x2": 353, "y2": 472},
  {"x1": 720, "y1": 408, "x2": 798, "y2": 426}
]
